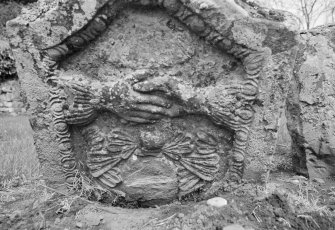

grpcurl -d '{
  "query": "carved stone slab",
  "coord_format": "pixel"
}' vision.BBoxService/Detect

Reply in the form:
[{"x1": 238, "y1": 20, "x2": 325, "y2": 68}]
[{"x1": 7, "y1": 0, "x2": 298, "y2": 203}]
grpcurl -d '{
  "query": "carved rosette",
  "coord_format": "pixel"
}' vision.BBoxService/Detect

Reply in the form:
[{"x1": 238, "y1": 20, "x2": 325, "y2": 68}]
[{"x1": 40, "y1": 0, "x2": 268, "y2": 198}]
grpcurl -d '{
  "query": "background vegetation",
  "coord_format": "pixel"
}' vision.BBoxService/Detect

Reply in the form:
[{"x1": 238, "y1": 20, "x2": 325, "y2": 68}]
[
  {"x1": 0, "y1": 116, "x2": 39, "y2": 185},
  {"x1": 255, "y1": 0, "x2": 335, "y2": 29}
]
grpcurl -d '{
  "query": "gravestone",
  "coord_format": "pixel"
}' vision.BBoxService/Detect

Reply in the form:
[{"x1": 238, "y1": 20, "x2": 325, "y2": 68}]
[{"x1": 7, "y1": 0, "x2": 298, "y2": 204}]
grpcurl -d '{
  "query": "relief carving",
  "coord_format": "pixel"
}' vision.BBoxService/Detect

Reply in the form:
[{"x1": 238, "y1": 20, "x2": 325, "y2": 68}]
[
  {"x1": 82, "y1": 126, "x2": 220, "y2": 196},
  {"x1": 41, "y1": 0, "x2": 268, "y2": 199}
]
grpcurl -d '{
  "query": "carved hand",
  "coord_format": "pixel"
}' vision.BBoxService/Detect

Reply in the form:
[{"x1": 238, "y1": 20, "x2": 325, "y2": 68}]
[
  {"x1": 133, "y1": 76, "x2": 203, "y2": 116},
  {"x1": 63, "y1": 73, "x2": 256, "y2": 125},
  {"x1": 100, "y1": 71, "x2": 178, "y2": 123},
  {"x1": 133, "y1": 76, "x2": 256, "y2": 126}
]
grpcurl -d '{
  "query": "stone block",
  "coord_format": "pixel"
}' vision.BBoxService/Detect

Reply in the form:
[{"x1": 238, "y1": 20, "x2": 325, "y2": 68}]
[
  {"x1": 6, "y1": 0, "x2": 305, "y2": 203},
  {"x1": 286, "y1": 25, "x2": 335, "y2": 179}
]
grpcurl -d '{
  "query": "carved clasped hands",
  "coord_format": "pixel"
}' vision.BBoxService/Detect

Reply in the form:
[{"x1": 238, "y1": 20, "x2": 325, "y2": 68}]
[
  {"x1": 132, "y1": 75, "x2": 201, "y2": 116},
  {"x1": 132, "y1": 75, "x2": 241, "y2": 122},
  {"x1": 99, "y1": 71, "x2": 187, "y2": 123},
  {"x1": 133, "y1": 75, "x2": 256, "y2": 128},
  {"x1": 62, "y1": 71, "x2": 255, "y2": 128}
]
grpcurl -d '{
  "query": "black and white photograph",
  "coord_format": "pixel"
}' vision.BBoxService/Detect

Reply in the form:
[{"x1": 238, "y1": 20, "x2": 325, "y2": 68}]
[{"x1": 1, "y1": 0, "x2": 335, "y2": 229}]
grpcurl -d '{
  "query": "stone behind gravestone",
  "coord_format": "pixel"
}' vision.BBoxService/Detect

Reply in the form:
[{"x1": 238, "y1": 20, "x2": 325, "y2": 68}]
[
  {"x1": 286, "y1": 25, "x2": 335, "y2": 180},
  {"x1": 6, "y1": 0, "x2": 298, "y2": 204},
  {"x1": 0, "y1": 41, "x2": 26, "y2": 115}
]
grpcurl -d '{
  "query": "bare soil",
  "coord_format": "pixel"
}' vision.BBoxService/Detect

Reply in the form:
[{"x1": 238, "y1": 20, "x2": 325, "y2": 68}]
[{"x1": 1, "y1": 173, "x2": 334, "y2": 230}]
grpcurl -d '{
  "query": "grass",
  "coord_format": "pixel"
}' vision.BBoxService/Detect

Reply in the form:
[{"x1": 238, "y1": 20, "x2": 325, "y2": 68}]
[
  {"x1": 258, "y1": 174, "x2": 335, "y2": 218},
  {"x1": 289, "y1": 180, "x2": 333, "y2": 216},
  {"x1": 0, "y1": 115, "x2": 109, "y2": 205},
  {"x1": 0, "y1": 115, "x2": 39, "y2": 183}
]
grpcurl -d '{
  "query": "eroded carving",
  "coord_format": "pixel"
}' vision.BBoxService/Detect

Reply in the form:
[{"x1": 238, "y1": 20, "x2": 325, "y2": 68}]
[
  {"x1": 41, "y1": 0, "x2": 268, "y2": 198},
  {"x1": 81, "y1": 125, "x2": 220, "y2": 197}
]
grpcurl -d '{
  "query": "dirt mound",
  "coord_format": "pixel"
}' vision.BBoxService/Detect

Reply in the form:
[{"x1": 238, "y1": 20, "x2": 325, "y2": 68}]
[
  {"x1": 1, "y1": 176, "x2": 335, "y2": 230},
  {"x1": 253, "y1": 193, "x2": 334, "y2": 229}
]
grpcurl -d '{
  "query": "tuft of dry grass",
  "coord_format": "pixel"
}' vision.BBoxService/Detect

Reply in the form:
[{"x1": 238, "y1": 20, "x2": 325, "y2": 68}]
[
  {"x1": 288, "y1": 180, "x2": 333, "y2": 216},
  {"x1": 0, "y1": 115, "x2": 39, "y2": 183},
  {"x1": 258, "y1": 175, "x2": 335, "y2": 217}
]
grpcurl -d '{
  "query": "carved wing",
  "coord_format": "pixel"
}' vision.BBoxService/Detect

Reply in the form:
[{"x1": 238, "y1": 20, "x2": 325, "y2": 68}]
[
  {"x1": 63, "y1": 83, "x2": 98, "y2": 125},
  {"x1": 106, "y1": 129, "x2": 139, "y2": 160},
  {"x1": 195, "y1": 131, "x2": 218, "y2": 155},
  {"x1": 82, "y1": 127, "x2": 138, "y2": 189},
  {"x1": 83, "y1": 126, "x2": 120, "y2": 178},
  {"x1": 162, "y1": 133, "x2": 193, "y2": 160},
  {"x1": 178, "y1": 167, "x2": 206, "y2": 197},
  {"x1": 180, "y1": 153, "x2": 219, "y2": 181},
  {"x1": 163, "y1": 132, "x2": 220, "y2": 196},
  {"x1": 98, "y1": 168, "x2": 122, "y2": 189}
]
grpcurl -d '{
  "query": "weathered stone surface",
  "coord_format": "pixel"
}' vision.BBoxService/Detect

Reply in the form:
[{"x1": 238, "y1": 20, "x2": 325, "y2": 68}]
[
  {"x1": 120, "y1": 157, "x2": 178, "y2": 204},
  {"x1": 286, "y1": 25, "x2": 335, "y2": 180},
  {"x1": 6, "y1": 0, "x2": 303, "y2": 203}
]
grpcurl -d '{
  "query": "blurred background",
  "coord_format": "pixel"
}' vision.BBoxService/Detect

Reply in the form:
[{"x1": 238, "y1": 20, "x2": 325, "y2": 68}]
[{"x1": 255, "y1": 0, "x2": 335, "y2": 29}]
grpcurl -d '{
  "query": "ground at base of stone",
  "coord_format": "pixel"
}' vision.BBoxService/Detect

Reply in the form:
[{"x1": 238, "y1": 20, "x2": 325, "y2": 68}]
[{"x1": 0, "y1": 173, "x2": 335, "y2": 230}]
